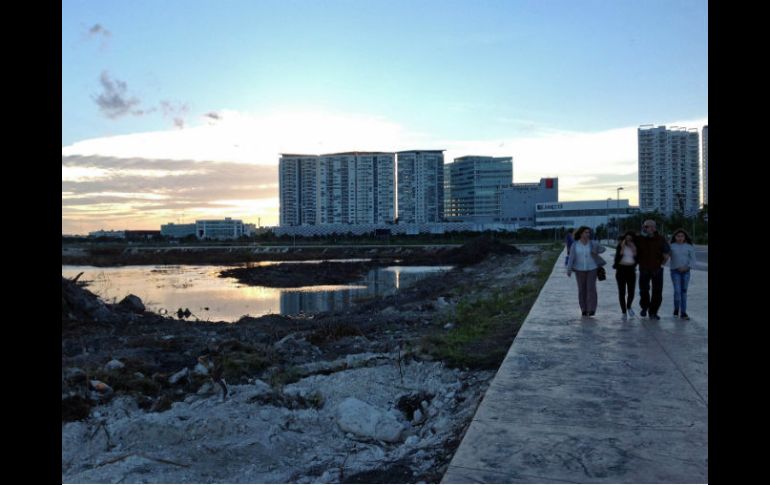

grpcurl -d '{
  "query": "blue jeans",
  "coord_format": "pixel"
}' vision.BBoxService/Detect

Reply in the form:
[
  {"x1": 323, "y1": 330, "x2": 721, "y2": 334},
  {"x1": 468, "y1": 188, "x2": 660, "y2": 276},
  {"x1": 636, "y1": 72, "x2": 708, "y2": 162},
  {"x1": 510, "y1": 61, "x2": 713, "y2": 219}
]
[{"x1": 670, "y1": 270, "x2": 691, "y2": 314}]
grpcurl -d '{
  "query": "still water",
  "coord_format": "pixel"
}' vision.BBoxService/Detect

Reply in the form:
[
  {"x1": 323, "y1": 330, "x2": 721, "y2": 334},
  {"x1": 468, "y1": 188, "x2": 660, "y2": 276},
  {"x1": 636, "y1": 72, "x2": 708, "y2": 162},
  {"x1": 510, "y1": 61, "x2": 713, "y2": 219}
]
[{"x1": 61, "y1": 262, "x2": 452, "y2": 322}]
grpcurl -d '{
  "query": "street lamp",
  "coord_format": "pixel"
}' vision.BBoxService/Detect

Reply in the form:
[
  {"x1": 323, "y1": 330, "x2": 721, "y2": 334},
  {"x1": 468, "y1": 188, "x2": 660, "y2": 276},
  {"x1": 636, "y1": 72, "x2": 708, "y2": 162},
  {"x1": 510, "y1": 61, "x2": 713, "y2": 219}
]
[
  {"x1": 606, "y1": 197, "x2": 611, "y2": 243},
  {"x1": 616, "y1": 187, "x2": 624, "y2": 240}
]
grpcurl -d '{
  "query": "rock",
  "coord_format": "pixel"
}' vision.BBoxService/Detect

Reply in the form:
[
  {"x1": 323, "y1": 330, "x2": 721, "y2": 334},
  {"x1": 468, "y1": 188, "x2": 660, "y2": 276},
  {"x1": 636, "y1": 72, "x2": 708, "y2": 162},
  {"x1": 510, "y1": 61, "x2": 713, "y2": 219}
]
[
  {"x1": 118, "y1": 294, "x2": 145, "y2": 313},
  {"x1": 443, "y1": 323, "x2": 455, "y2": 330},
  {"x1": 193, "y1": 362, "x2": 210, "y2": 375},
  {"x1": 104, "y1": 359, "x2": 125, "y2": 371},
  {"x1": 90, "y1": 380, "x2": 111, "y2": 392},
  {"x1": 197, "y1": 382, "x2": 215, "y2": 395},
  {"x1": 61, "y1": 277, "x2": 112, "y2": 322},
  {"x1": 405, "y1": 435, "x2": 419, "y2": 446},
  {"x1": 336, "y1": 397, "x2": 406, "y2": 443},
  {"x1": 412, "y1": 409, "x2": 424, "y2": 424},
  {"x1": 63, "y1": 367, "x2": 85, "y2": 380},
  {"x1": 252, "y1": 379, "x2": 272, "y2": 395},
  {"x1": 168, "y1": 368, "x2": 189, "y2": 384}
]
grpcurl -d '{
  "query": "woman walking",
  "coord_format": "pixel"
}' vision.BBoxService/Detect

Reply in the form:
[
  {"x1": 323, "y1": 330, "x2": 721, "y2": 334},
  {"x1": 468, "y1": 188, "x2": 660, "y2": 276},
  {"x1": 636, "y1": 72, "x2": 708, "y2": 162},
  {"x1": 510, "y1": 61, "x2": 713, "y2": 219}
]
[
  {"x1": 669, "y1": 228, "x2": 697, "y2": 320},
  {"x1": 613, "y1": 231, "x2": 638, "y2": 320},
  {"x1": 566, "y1": 226, "x2": 607, "y2": 317}
]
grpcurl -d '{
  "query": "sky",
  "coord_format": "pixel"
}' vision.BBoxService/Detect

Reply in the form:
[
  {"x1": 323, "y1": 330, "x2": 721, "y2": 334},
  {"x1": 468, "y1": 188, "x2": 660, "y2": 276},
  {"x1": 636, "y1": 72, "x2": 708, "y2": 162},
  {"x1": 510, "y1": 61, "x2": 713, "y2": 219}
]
[{"x1": 62, "y1": 0, "x2": 708, "y2": 234}]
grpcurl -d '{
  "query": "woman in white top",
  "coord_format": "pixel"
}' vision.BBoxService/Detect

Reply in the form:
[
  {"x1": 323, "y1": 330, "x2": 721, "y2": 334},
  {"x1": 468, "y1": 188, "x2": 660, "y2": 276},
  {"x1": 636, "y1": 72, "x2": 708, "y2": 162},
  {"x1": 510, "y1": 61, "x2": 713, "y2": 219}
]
[
  {"x1": 612, "y1": 231, "x2": 638, "y2": 320},
  {"x1": 566, "y1": 226, "x2": 607, "y2": 317}
]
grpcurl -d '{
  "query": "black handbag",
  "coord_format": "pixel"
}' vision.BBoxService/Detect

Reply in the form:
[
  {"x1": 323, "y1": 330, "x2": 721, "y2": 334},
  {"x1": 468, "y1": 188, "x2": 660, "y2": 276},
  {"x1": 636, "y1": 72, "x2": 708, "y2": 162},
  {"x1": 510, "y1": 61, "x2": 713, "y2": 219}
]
[{"x1": 597, "y1": 266, "x2": 607, "y2": 281}]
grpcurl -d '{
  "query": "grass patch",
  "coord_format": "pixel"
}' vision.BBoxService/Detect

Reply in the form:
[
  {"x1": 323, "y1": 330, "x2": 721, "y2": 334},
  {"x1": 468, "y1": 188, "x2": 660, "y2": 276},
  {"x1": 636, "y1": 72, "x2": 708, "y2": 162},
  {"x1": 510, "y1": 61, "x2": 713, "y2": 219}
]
[{"x1": 421, "y1": 247, "x2": 560, "y2": 369}]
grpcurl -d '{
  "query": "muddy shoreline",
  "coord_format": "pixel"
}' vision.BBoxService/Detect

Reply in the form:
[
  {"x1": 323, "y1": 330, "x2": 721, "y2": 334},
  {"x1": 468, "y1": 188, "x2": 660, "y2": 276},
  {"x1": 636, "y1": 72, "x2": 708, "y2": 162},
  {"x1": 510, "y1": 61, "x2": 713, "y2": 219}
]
[{"x1": 219, "y1": 261, "x2": 383, "y2": 287}]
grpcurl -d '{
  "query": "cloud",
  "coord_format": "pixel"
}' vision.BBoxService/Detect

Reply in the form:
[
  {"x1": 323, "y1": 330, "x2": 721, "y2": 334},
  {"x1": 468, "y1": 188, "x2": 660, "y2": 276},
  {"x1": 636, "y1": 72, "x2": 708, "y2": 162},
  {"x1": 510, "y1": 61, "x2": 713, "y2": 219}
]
[
  {"x1": 93, "y1": 71, "x2": 141, "y2": 119},
  {"x1": 86, "y1": 23, "x2": 111, "y2": 49},
  {"x1": 61, "y1": 112, "x2": 707, "y2": 232},
  {"x1": 161, "y1": 100, "x2": 190, "y2": 129},
  {"x1": 62, "y1": 109, "x2": 423, "y2": 164},
  {"x1": 88, "y1": 24, "x2": 111, "y2": 38},
  {"x1": 62, "y1": 155, "x2": 279, "y2": 232}
]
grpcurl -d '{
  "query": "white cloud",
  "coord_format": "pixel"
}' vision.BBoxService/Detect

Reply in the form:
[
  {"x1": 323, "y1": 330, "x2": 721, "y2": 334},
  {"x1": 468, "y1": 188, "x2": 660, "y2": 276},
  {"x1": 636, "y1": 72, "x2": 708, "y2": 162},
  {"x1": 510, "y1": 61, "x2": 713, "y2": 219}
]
[{"x1": 61, "y1": 110, "x2": 424, "y2": 165}]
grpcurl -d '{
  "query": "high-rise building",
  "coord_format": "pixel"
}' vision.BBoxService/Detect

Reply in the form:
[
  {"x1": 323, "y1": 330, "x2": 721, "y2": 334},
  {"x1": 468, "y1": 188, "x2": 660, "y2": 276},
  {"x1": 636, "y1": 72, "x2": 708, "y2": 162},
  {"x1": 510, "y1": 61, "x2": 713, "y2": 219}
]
[
  {"x1": 396, "y1": 150, "x2": 445, "y2": 223},
  {"x1": 499, "y1": 178, "x2": 558, "y2": 226},
  {"x1": 638, "y1": 125, "x2": 700, "y2": 216},
  {"x1": 316, "y1": 152, "x2": 395, "y2": 225},
  {"x1": 702, "y1": 125, "x2": 708, "y2": 206},
  {"x1": 445, "y1": 156, "x2": 513, "y2": 222},
  {"x1": 281, "y1": 152, "x2": 395, "y2": 226},
  {"x1": 279, "y1": 154, "x2": 319, "y2": 226},
  {"x1": 317, "y1": 153, "x2": 357, "y2": 225},
  {"x1": 352, "y1": 152, "x2": 396, "y2": 224}
]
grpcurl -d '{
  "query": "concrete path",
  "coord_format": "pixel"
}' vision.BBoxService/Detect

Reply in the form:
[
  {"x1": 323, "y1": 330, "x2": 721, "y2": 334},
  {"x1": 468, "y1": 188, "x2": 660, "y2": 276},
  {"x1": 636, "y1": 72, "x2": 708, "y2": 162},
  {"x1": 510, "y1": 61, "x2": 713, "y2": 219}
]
[{"x1": 442, "y1": 249, "x2": 708, "y2": 484}]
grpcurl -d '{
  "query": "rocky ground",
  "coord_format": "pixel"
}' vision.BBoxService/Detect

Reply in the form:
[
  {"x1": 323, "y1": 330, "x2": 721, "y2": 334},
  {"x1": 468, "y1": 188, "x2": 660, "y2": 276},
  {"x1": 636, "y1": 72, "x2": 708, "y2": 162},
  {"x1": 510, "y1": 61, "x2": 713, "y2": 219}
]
[{"x1": 62, "y1": 237, "x2": 556, "y2": 483}]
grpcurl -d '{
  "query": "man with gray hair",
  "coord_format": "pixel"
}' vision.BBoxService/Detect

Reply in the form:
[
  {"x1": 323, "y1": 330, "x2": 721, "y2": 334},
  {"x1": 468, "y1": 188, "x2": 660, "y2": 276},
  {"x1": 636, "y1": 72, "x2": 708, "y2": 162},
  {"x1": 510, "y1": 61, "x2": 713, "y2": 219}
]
[{"x1": 633, "y1": 219, "x2": 671, "y2": 320}]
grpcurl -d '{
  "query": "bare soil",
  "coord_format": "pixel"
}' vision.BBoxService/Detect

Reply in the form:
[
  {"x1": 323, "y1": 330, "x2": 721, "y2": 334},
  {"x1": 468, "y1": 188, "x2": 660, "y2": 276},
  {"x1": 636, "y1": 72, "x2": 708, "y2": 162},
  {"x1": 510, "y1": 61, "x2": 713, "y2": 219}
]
[{"x1": 62, "y1": 236, "x2": 548, "y2": 482}]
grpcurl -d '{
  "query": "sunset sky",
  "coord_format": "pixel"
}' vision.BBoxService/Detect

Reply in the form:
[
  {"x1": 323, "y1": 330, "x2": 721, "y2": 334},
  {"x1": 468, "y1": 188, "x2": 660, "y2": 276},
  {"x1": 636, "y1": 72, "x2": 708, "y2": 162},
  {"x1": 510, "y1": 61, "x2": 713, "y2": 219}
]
[{"x1": 62, "y1": 0, "x2": 708, "y2": 234}]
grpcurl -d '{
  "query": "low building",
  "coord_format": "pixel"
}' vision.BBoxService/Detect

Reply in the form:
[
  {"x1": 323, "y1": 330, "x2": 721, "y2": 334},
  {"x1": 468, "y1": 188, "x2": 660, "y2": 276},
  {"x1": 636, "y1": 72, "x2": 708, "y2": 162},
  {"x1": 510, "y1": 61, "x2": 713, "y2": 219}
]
[
  {"x1": 160, "y1": 223, "x2": 197, "y2": 238},
  {"x1": 195, "y1": 218, "x2": 244, "y2": 240},
  {"x1": 499, "y1": 178, "x2": 558, "y2": 226},
  {"x1": 88, "y1": 230, "x2": 125, "y2": 239},
  {"x1": 534, "y1": 199, "x2": 638, "y2": 231},
  {"x1": 124, "y1": 230, "x2": 161, "y2": 240}
]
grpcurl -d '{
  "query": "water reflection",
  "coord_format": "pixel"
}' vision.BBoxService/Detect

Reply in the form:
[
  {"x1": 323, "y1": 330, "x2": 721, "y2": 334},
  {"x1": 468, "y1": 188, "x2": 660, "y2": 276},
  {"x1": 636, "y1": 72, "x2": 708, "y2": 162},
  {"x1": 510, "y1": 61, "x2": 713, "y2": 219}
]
[{"x1": 62, "y1": 263, "x2": 451, "y2": 322}]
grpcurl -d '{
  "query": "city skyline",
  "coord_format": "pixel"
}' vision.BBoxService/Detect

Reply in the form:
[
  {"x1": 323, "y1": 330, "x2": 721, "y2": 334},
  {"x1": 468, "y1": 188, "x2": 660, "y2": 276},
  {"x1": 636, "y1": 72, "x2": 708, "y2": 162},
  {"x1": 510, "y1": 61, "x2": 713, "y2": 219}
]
[{"x1": 62, "y1": 0, "x2": 708, "y2": 234}]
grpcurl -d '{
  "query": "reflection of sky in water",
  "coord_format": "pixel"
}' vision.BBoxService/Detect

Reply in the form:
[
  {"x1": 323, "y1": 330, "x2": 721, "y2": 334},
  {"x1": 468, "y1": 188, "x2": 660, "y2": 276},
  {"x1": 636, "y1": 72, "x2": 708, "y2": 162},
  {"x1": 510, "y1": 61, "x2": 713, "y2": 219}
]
[{"x1": 62, "y1": 263, "x2": 451, "y2": 323}]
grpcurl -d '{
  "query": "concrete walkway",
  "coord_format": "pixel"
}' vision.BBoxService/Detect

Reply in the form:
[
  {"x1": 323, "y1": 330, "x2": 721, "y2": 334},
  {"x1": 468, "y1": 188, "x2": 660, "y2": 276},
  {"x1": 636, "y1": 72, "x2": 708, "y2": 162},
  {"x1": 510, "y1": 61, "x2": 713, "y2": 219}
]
[{"x1": 442, "y1": 249, "x2": 708, "y2": 484}]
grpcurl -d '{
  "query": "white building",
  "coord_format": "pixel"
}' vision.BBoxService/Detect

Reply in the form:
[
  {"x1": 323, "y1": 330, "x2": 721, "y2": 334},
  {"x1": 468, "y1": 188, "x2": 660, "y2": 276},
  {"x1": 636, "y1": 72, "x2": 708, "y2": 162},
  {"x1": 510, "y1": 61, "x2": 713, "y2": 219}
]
[
  {"x1": 534, "y1": 199, "x2": 638, "y2": 232},
  {"x1": 397, "y1": 150, "x2": 445, "y2": 223},
  {"x1": 317, "y1": 152, "x2": 395, "y2": 225},
  {"x1": 445, "y1": 156, "x2": 513, "y2": 222},
  {"x1": 195, "y1": 218, "x2": 244, "y2": 239},
  {"x1": 638, "y1": 125, "x2": 700, "y2": 216},
  {"x1": 280, "y1": 152, "x2": 395, "y2": 226},
  {"x1": 88, "y1": 229, "x2": 125, "y2": 239},
  {"x1": 499, "y1": 178, "x2": 558, "y2": 226}
]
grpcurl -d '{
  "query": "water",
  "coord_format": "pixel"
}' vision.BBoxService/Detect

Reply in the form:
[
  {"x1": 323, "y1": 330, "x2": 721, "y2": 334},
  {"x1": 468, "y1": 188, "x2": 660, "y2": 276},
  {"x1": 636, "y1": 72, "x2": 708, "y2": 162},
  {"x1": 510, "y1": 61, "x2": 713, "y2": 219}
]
[{"x1": 61, "y1": 262, "x2": 452, "y2": 322}]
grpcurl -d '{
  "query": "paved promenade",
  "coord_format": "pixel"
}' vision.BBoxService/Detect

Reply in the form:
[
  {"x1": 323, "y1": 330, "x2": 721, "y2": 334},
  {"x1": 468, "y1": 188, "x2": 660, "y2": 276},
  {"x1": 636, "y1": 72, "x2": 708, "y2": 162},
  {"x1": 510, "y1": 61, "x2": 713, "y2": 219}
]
[{"x1": 442, "y1": 248, "x2": 708, "y2": 484}]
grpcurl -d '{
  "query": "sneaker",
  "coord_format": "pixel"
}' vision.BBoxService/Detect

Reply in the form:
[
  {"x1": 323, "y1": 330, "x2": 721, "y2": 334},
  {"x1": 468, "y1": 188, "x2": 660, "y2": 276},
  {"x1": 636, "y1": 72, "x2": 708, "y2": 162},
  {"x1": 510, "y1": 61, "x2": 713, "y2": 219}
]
[
  {"x1": 681, "y1": 313, "x2": 690, "y2": 320},
  {"x1": 673, "y1": 309, "x2": 679, "y2": 317},
  {"x1": 650, "y1": 314, "x2": 661, "y2": 320},
  {"x1": 588, "y1": 311, "x2": 595, "y2": 316},
  {"x1": 640, "y1": 308, "x2": 647, "y2": 317},
  {"x1": 627, "y1": 308, "x2": 635, "y2": 317},
  {"x1": 582, "y1": 311, "x2": 588, "y2": 317},
  {"x1": 622, "y1": 313, "x2": 628, "y2": 320}
]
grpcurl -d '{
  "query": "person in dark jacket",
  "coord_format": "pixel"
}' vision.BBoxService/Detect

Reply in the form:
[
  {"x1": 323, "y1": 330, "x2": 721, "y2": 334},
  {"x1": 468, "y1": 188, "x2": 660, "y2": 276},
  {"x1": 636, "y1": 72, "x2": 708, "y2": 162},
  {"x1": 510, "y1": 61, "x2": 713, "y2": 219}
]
[
  {"x1": 613, "y1": 230, "x2": 638, "y2": 320},
  {"x1": 633, "y1": 220, "x2": 670, "y2": 320}
]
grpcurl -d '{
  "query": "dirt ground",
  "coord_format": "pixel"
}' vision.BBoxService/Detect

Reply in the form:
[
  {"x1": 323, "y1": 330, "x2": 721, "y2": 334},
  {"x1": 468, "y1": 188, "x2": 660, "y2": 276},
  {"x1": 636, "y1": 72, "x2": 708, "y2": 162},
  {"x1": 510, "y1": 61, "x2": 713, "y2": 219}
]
[{"x1": 62, "y1": 236, "x2": 551, "y2": 482}]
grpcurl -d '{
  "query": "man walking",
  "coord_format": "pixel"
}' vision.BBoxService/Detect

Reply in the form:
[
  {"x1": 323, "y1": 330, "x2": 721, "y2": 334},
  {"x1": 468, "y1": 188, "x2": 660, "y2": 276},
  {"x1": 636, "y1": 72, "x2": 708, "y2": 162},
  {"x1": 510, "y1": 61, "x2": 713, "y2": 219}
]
[{"x1": 634, "y1": 219, "x2": 670, "y2": 319}]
